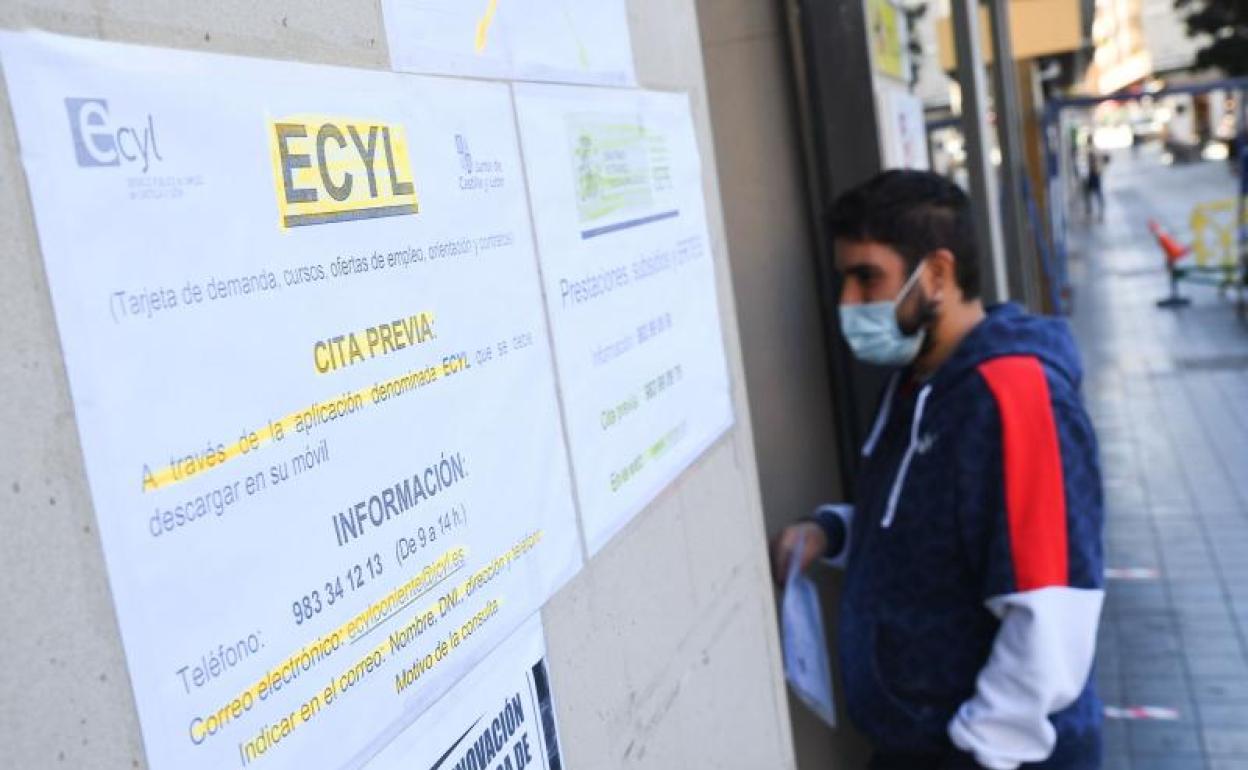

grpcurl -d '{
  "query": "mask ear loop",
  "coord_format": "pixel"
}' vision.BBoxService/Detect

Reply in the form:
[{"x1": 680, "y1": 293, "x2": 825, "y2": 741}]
[
  {"x1": 893, "y1": 261, "x2": 929, "y2": 335},
  {"x1": 895, "y1": 260, "x2": 926, "y2": 303}
]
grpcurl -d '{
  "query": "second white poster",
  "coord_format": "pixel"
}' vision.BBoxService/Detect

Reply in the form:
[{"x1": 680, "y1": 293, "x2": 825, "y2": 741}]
[{"x1": 514, "y1": 84, "x2": 734, "y2": 554}]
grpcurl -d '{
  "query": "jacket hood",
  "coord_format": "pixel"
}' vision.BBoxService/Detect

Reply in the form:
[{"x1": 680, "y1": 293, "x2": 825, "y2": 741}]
[{"x1": 928, "y1": 303, "x2": 1083, "y2": 392}]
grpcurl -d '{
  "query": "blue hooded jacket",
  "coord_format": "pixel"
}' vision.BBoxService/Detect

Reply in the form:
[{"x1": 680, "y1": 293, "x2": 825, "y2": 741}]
[{"x1": 817, "y1": 303, "x2": 1104, "y2": 767}]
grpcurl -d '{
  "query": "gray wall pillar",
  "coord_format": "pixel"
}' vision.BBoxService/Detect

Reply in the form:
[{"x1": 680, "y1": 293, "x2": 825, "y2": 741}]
[
  {"x1": 952, "y1": 0, "x2": 1010, "y2": 303},
  {"x1": 988, "y1": 0, "x2": 1041, "y2": 308}
]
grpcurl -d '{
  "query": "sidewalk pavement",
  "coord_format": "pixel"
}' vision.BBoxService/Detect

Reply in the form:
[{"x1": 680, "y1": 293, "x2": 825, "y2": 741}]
[{"x1": 1066, "y1": 147, "x2": 1248, "y2": 769}]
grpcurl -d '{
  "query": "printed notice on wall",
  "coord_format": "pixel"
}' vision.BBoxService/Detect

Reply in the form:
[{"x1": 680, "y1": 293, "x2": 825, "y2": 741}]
[
  {"x1": 381, "y1": 0, "x2": 635, "y2": 86},
  {"x1": 0, "y1": 32, "x2": 581, "y2": 770},
  {"x1": 877, "y1": 85, "x2": 930, "y2": 171},
  {"x1": 363, "y1": 614, "x2": 564, "y2": 770},
  {"x1": 513, "y1": 84, "x2": 734, "y2": 554}
]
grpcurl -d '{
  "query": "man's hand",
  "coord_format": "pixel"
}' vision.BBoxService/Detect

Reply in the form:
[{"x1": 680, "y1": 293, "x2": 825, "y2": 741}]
[{"x1": 770, "y1": 521, "x2": 828, "y2": 586}]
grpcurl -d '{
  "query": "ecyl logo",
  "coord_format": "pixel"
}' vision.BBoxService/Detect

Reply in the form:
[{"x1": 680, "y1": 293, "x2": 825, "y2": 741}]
[
  {"x1": 65, "y1": 98, "x2": 162, "y2": 173},
  {"x1": 269, "y1": 115, "x2": 419, "y2": 229}
]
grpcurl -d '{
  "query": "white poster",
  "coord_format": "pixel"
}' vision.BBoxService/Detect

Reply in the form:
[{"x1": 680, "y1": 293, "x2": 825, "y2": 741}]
[
  {"x1": 364, "y1": 614, "x2": 564, "y2": 770},
  {"x1": 877, "y1": 85, "x2": 930, "y2": 171},
  {"x1": 381, "y1": 0, "x2": 635, "y2": 86},
  {"x1": 513, "y1": 84, "x2": 734, "y2": 554},
  {"x1": 0, "y1": 32, "x2": 582, "y2": 770}
]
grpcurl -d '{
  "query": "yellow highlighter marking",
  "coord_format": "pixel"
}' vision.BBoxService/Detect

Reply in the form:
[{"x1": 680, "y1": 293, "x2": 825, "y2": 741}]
[
  {"x1": 475, "y1": 0, "x2": 500, "y2": 53},
  {"x1": 142, "y1": 351, "x2": 468, "y2": 493},
  {"x1": 189, "y1": 530, "x2": 542, "y2": 752}
]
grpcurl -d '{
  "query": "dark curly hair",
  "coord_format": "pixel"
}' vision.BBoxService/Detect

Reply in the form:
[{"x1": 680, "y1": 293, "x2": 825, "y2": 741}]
[{"x1": 826, "y1": 170, "x2": 981, "y2": 300}]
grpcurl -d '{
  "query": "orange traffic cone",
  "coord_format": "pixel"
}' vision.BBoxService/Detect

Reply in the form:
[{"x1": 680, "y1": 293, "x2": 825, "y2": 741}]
[
  {"x1": 1148, "y1": 219, "x2": 1194, "y2": 308},
  {"x1": 1147, "y1": 219, "x2": 1190, "y2": 266}
]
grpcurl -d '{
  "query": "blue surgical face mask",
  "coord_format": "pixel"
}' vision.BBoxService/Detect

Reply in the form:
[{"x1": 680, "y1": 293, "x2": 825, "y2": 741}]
[{"x1": 839, "y1": 263, "x2": 927, "y2": 367}]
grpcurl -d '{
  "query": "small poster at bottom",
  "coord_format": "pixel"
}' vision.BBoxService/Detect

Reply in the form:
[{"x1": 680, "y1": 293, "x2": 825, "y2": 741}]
[{"x1": 360, "y1": 614, "x2": 564, "y2": 770}]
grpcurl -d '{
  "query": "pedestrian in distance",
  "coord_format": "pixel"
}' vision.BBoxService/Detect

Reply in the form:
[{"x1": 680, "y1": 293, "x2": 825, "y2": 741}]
[
  {"x1": 772, "y1": 170, "x2": 1105, "y2": 770},
  {"x1": 1084, "y1": 150, "x2": 1104, "y2": 223}
]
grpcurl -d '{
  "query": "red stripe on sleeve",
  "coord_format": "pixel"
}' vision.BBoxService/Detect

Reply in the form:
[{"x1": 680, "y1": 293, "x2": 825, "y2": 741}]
[{"x1": 978, "y1": 356, "x2": 1069, "y2": 591}]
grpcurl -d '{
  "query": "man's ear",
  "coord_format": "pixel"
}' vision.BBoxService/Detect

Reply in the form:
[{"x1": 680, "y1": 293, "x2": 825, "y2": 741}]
[{"x1": 924, "y1": 248, "x2": 958, "y2": 301}]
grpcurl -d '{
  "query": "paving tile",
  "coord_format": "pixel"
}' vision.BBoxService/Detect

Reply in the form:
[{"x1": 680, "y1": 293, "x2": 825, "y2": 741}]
[
  {"x1": 1179, "y1": 610, "x2": 1241, "y2": 626},
  {"x1": 1197, "y1": 693, "x2": 1248, "y2": 711},
  {"x1": 1205, "y1": 727, "x2": 1248, "y2": 756},
  {"x1": 1183, "y1": 626, "x2": 1246, "y2": 645},
  {"x1": 1186, "y1": 640, "x2": 1248, "y2": 659},
  {"x1": 1170, "y1": 584, "x2": 1230, "y2": 600},
  {"x1": 1169, "y1": 570, "x2": 1222, "y2": 583},
  {"x1": 1168, "y1": 598, "x2": 1234, "y2": 615},
  {"x1": 1129, "y1": 722, "x2": 1205, "y2": 755},
  {"x1": 1123, "y1": 675, "x2": 1190, "y2": 701},
  {"x1": 1199, "y1": 703, "x2": 1248, "y2": 727},
  {"x1": 1115, "y1": 635, "x2": 1185, "y2": 658},
  {"x1": 1122, "y1": 654, "x2": 1186, "y2": 679},
  {"x1": 1186, "y1": 654, "x2": 1248, "y2": 678},
  {"x1": 1108, "y1": 599, "x2": 1174, "y2": 618},
  {"x1": 1131, "y1": 757, "x2": 1209, "y2": 770},
  {"x1": 1191, "y1": 676, "x2": 1248, "y2": 704}
]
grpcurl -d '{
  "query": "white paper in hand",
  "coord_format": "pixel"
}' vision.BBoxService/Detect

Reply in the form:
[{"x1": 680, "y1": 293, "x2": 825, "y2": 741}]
[{"x1": 781, "y1": 533, "x2": 837, "y2": 727}]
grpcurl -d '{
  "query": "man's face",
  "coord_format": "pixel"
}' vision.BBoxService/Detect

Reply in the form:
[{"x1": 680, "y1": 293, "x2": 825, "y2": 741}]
[
  {"x1": 835, "y1": 238, "x2": 931, "y2": 336},
  {"x1": 834, "y1": 238, "x2": 911, "y2": 306}
]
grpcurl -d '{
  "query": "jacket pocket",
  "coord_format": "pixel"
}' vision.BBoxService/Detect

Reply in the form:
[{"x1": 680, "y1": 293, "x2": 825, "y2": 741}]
[{"x1": 870, "y1": 623, "x2": 943, "y2": 726}]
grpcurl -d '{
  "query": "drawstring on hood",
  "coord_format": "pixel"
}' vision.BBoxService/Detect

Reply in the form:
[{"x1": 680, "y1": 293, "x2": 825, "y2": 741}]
[
  {"x1": 882, "y1": 383, "x2": 932, "y2": 528},
  {"x1": 862, "y1": 373, "x2": 900, "y2": 458}
]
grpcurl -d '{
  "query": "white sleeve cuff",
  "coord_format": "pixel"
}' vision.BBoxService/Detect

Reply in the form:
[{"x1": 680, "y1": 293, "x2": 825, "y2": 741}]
[{"x1": 948, "y1": 586, "x2": 1104, "y2": 770}]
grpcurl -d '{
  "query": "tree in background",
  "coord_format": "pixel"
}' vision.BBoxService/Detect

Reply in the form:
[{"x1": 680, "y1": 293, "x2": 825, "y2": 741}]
[{"x1": 1176, "y1": 0, "x2": 1248, "y2": 75}]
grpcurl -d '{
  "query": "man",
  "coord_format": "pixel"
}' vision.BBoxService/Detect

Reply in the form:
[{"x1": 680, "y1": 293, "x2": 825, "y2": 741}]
[
  {"x1": 1084, "y1": 150, "x2": 1104, "y2": 223},
  {"x1": 773, "y1": 170, "x2": 1104, "y2": 769}
]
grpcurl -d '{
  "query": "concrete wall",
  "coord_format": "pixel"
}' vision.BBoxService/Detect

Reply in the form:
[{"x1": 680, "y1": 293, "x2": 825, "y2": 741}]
[
  {"x1": 695, "y1": 2, "x2": 870, "y2": 769},
  {"x1": 0, "y1": 1, "x2": 796, "y2": 768}
]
